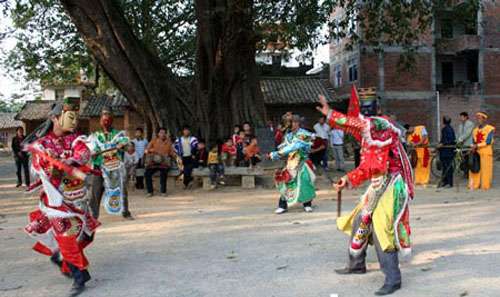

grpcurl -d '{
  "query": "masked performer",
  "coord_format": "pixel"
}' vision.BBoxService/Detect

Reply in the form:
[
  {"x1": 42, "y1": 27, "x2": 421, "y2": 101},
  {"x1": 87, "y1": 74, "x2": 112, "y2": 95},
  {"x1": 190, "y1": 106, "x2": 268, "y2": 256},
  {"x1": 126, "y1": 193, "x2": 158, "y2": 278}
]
[
  {"x1": 89, "y1": 106, "x2": 131, "y2": 219},
  {"x1": 469, "y1": 111, "x2": 495, "y2": 190},
  {"x1": 23, "y1": 98, "x2": 99, "y2": 297},
  {"x1": 269, "y1": 114, "x2": 316, "y2": 214},
  {"x1": 317, "y1": 86, "x2": 414, "y2": 296}
]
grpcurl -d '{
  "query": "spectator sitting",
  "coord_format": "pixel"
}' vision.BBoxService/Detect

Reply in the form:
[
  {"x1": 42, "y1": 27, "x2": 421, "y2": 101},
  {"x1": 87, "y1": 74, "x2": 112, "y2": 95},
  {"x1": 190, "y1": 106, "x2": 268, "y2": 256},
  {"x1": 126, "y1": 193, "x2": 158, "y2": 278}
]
[
  {"x1": 236, "y1": 130, "x2": 247, "y2": 166},
  {"x1": 145, "y1": 127, "x2": 176, "y2": 197},
  {"x1": 232, "y1": 125, "x2": 241, "y2": 145},
  {"x1": 221, "y1": 138, "x2": 237, "y2": 166},
  {"x1": 196, "y1": 139, "x2": 208, "y2": 168},
  {"x1": 310, "y1": 136, "x2": 327, "y2": 170},
  {"x1": 124, "y1": 142, "x2": 139, "y2": 190},
  {"x1": 207, "y1": 142, "x2": 225, "y2": 189},
  {"x1": 244, "y1": 136, "x2": 262, "y2": 168}
]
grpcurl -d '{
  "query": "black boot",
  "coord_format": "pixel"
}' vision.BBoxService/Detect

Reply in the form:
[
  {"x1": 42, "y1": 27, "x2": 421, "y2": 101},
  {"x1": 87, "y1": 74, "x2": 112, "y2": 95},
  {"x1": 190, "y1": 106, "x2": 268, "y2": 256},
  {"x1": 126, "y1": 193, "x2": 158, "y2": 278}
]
[
  {"x1": 50, "y1": 252, "x2": 71, "y2": 278},
  {"x1": 68, "y1": 264, "x2": 91, "y2": 297},
  {"x1": 374, "y1": 283, "x2": 401, "y2": 296}
]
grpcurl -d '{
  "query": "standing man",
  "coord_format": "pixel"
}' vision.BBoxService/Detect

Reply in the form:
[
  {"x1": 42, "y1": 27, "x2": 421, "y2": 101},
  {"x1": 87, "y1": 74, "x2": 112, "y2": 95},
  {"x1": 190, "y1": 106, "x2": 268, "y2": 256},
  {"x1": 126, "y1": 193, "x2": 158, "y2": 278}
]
[
  {"x1": 407, "y1": 125, "x2": 430, "y2": 186},
  {"x1": 132, "y1": 128, "x2": 148, "y2": 189},
  {"x1": 330, "y1": 127, "x2": 345, "y2": 172},
  {"x1": 23, "y1": 98, "x2": 99, "y2": 296},
  {"x1": 174, "y1": 126, "x2": 198, "y2": 189},
  {"x1": 438, "y1": 116, "x2": 456, "y2": 188},
  {"x1": 144, "y1": 127, "x2": 176, "y2": 197},
  {"x1": 11, "y1": 126, "x2": 30, "y2": 188},
  {"x1": 89, "y1": 106, "x2": 131, "y2": 219},
  {"x1": 317, "y1": 87, "x2": 414, "y2": 296},
  {"x1": 457, "y1": 112, "x2": 475, "y2": 178},
  {"x1": 469, "y1": 112, "x2": 495, "y2": 190},
  {"x1": 270, "y1": 114, "x2": 316, "y2": 214},
  {"x1": 313, "y1": 116, "x2": 331, "y2": 171}
]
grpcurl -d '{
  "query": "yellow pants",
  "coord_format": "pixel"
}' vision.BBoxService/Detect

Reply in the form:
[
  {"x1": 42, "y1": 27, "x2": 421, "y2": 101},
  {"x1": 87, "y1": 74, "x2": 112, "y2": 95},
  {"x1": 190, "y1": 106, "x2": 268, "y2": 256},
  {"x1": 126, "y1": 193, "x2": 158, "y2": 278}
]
[
  {"x1": 469, "y1": 147, "x2": 493, "y2": 190},
  {"x1": 415, "y1": 147, "x2": 430, "y2": 185}
]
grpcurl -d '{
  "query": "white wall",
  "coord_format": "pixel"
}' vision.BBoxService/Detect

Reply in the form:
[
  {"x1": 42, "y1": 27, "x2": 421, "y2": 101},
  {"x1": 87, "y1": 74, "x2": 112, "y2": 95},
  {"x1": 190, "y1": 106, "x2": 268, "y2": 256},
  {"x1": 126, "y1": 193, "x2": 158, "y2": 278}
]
[{"x1": 43, "y1": 88, "x2": 56, "y2": 100}]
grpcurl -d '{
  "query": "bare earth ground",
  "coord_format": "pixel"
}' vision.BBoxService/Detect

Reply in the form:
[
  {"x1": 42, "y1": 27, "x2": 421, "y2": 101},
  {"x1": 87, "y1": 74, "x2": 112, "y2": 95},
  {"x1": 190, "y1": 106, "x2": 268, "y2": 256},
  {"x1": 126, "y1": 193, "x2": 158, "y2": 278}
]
[{"x1": 0, "y1": 155, "x2": 500, "y2": 297}]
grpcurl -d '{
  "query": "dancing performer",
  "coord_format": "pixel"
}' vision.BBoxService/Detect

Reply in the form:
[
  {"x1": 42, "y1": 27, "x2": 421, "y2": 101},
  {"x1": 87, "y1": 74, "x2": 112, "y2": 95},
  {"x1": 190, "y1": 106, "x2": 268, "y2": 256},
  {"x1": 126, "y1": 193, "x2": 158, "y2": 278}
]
[
  {"x1": 23, "y1": 98, "x2": 99, "y2": 296},
  {"x1": 407, "y1": 124, "x2": 430, "y2": 186},
  {"x1": 469, "y1": 111, "x2": 495, "y2": 190},
  {"x1": 269, "y1": 114, "x2": 316, "y2": 214},
  {"x1": 89, "y1": 106, "x2": 131, "y2": 219},
  {"x1": 317, "y1": 86, "x2": 414, "y2": 296}
]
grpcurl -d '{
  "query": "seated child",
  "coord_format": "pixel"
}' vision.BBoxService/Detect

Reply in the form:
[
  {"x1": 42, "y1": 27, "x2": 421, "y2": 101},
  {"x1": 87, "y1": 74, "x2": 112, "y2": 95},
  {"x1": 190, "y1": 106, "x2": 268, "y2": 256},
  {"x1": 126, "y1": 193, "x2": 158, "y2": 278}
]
[
  {"x1": 236, "y1": 130, "x2": 246, "y2": 166},
  {"x1": 124, "y1": 142, "x2": 139, "y2": 188},
  {"x1": 244, "y1": 136, "x2": 261, "y2": 168},
  {"x1": 207, "y1": 143, "x2": 225, "y2": 188},
  {"x1": 196, "y1": 139, "x2": 208, "y2": 168},
  {"x1": 221, "y1": 138, "x2": 237, "y2": 167}
]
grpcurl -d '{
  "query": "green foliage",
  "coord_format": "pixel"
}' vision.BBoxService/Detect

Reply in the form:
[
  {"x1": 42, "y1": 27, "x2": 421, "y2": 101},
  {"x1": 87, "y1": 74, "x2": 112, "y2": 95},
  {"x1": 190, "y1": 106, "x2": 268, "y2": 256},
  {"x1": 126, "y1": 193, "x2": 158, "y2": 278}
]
[
  {"x1": 1, "y1": 0, "x2": 481, "y2": 84},
  {"x1": 1, "y1": 0, "x2": 196, "y2": 88}
]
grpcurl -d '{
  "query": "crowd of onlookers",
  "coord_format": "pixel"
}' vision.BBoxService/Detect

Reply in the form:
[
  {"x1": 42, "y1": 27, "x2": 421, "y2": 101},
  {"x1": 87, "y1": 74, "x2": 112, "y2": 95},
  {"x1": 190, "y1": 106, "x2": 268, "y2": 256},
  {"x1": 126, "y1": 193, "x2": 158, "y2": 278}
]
[
  {"x1": 11, "y1": 109, "x2": 494, "y2": 196},
  {"x1": 123, "y1": 122, "x2": 264, "y2": 194}
]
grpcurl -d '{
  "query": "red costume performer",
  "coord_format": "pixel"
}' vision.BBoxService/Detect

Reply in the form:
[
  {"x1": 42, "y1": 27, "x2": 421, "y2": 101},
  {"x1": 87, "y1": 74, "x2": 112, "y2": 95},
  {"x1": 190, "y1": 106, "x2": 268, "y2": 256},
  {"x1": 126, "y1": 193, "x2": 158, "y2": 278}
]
[{"x1": 23, "y1": 98, "x2": 99, "y2": 297}]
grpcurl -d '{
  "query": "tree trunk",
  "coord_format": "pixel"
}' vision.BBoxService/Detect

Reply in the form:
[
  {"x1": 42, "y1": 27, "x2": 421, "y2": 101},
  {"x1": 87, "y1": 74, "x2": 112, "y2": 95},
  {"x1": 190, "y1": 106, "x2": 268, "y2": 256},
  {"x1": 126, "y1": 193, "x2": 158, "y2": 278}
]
[
  {"x1": 195, "y1": 0, "x2": 267, "y2": 142},
  {"x1": 61, "y1": 0, "x2": 266, "y2": 142},
  {"x1": 60, "y1": 0, "x2": 193, "y2": 135}
]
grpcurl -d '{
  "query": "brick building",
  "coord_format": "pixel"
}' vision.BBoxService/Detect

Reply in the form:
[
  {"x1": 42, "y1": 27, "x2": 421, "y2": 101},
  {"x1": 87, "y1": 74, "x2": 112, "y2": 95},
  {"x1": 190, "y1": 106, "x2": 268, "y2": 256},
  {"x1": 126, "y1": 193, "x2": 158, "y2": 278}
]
[{"x1": 329, "y1": 1, "x2": 500, "y2": 141}]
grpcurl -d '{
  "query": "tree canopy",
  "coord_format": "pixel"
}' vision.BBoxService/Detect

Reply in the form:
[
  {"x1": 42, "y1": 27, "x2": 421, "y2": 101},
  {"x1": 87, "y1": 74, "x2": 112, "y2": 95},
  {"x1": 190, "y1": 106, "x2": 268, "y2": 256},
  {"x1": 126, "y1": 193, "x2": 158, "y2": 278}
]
[{"x1": 0, "y1": 0, "x2": 480, "y2": 139}]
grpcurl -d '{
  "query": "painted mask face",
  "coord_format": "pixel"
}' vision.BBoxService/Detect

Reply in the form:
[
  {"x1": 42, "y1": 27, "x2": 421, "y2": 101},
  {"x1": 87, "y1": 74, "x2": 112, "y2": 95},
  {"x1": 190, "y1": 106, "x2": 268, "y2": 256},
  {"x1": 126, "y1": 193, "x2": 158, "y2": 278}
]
[
  {"x1": 58, "y1": 110, "x2": 78, "y2": 132},
  {"x1": 100, "y1": 114, "x2": 113, "y2": 129}
]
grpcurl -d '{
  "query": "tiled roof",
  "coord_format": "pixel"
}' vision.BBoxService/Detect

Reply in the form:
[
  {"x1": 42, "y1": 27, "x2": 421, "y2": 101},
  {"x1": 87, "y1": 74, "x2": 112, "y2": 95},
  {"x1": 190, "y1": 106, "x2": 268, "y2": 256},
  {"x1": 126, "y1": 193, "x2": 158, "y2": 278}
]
[
  {"x1": 15, "y1": 100, "x2": 58, "y2": 121},
  {"x1": 0, "y1": 112, "x2": 23, "y2": 129},
  {"x1": 260, "y1": 77, "x2": 337, "y2": 105},
  {"x1": 80, "y1": 95, "x2": 129, "y2": 118}
]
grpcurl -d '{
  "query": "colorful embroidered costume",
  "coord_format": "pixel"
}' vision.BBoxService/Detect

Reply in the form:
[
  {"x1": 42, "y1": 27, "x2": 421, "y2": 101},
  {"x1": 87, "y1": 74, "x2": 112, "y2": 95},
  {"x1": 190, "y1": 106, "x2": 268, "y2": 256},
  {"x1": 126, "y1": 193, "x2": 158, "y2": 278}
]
[
  {"x1": 469, "y1": 113, "x2": 495, "y2": 190},
  {"x1": 89, "y1": 129, "x2": 129, "y2": 216},
  {"x1": 322, "y1": 86, "x2": 415, "y2": 293},
  {"x1": 407, "y1": 125, "x2": 430, "y2": 185},
  {"x1": 270, "y1": 127, "x2": 316, "y2": 206}
]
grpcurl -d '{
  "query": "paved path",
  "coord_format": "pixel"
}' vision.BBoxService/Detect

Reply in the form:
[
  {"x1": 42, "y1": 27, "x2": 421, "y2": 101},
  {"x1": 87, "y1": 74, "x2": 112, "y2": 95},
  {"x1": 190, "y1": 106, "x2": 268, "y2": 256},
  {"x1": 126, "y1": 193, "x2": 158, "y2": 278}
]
[{"x1": 0, "y1": 157, "x2": 499, "y2": 297}]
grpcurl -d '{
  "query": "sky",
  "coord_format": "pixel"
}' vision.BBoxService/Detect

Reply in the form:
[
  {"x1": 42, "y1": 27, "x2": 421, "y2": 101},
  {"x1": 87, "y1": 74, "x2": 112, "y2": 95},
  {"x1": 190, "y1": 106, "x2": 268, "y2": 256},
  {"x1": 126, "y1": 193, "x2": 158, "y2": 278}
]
[{"x1": 0, "y1": 12, "x2": 330, "y2": 102}]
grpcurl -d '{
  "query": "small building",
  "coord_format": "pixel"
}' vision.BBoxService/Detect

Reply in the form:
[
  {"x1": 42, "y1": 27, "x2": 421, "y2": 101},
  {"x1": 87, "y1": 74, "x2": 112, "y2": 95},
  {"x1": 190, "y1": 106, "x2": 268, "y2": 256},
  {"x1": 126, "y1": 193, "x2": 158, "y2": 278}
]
[
  {"x1": 0, "y1": 113, "x2": 24, "y2": 150},
  {"x1": 261, "y1": 76, "x2": 342, "y2": 129},
  {"x1": 15, "y1": 100, "x2": 55, "y2": 135},
  {"x1": 16, "y1": 95, "x2": 146, "y2": 137}
]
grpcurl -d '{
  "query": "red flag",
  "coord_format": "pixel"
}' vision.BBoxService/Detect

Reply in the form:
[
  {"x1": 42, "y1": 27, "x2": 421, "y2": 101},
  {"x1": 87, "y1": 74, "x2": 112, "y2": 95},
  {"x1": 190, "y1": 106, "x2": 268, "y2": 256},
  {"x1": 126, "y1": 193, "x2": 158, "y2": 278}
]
[{"x1": 347, "y1": 85, "x2": 360, "y2": 117}]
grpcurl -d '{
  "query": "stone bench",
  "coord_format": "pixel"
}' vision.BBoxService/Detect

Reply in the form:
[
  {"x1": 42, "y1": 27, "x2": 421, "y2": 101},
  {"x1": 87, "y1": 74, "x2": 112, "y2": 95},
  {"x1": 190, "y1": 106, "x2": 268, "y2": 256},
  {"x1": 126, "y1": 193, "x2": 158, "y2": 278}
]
[{"x1": 166, "y1": 167, "x2": 264, "y2": 190}]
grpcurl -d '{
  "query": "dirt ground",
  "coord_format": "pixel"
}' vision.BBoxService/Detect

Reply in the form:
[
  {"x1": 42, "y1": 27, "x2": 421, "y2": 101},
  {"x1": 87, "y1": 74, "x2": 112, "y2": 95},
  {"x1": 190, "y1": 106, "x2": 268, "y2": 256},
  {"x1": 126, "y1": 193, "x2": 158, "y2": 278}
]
[{"x1": 1, "y1": 155, "x2": 500, "y2": 297}]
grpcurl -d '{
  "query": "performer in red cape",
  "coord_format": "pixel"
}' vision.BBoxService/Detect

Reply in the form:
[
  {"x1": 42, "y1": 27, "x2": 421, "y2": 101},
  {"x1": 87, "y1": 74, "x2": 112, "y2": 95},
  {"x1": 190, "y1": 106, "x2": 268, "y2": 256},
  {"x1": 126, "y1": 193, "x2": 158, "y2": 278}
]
[
  {"x1": 23, "y1": 97, "x2": 100, "y2": 297},
  {"x1": 317, "y1": 86, "x2": 414, "y2": 296}
]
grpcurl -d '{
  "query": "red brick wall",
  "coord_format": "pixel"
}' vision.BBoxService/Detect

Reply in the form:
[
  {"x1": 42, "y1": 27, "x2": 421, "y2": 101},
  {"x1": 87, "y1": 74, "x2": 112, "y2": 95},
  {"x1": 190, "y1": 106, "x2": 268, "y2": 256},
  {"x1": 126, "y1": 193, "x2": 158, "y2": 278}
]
[
  {"x1": 383, "y1": 99, "x2": 435, "y2": 140},
  {"x1": 360, "y1": 53, "x2": 379, "y2": 88},
  {"x1": 483, "y1": 52, "x2": 500, "y2": 95},
  {"x1": 384, "y1": 53, "x2": 432, "y2": 91},
  {"x1": 483, "y1": 2, "x2": 500, "y2": 49},
  {"x1": 483, "y1": 97, "x2": 500, "y2": 136}
]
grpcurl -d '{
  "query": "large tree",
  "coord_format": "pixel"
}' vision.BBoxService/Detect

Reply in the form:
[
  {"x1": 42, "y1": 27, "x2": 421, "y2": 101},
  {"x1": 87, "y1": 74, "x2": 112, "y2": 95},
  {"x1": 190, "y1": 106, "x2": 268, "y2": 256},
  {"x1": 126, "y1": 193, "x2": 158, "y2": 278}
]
[{"x1": 2, "y1": 0, "x2": 480, "y2": 140}]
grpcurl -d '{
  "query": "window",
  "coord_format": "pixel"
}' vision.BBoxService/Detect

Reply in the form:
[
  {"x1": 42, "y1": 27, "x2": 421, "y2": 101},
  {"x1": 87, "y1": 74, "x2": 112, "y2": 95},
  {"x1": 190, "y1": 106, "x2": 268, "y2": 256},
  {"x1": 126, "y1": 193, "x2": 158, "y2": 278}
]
[
  {"x1": 334, "y1": 64, "x2": 342, "y2": 87},
  {"x1": 348, "y1": 58, "x2": 358, "y2": 82},
  {"x1": 441, "y1": 19, "x2": 453, "y2": 38},
  {"x1": 55, "y1": 89, "x2": 65, "y2": 101}
]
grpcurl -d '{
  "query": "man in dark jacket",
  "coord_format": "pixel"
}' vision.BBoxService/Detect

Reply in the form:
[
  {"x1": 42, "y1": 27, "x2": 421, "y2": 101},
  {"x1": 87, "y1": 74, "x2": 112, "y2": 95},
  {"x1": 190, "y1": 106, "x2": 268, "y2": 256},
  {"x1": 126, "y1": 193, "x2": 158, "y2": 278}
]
[
  {"x1": 11, "y1": 127, "x2": 30, "y2": 187},
  {"x1": 438, "y1": 116, "x2": 456, "y2": 188}
]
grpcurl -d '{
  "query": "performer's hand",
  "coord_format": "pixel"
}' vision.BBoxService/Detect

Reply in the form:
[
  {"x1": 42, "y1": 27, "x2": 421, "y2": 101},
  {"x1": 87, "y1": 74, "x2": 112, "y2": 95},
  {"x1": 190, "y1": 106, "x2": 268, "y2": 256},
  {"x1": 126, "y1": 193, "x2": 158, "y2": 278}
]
[
  {"x1": 316, "y1": 94, "x2": 330, "y2": 116},
  {"x1": 334, "y1": 176, "x2": 347, "y2": 192}
]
